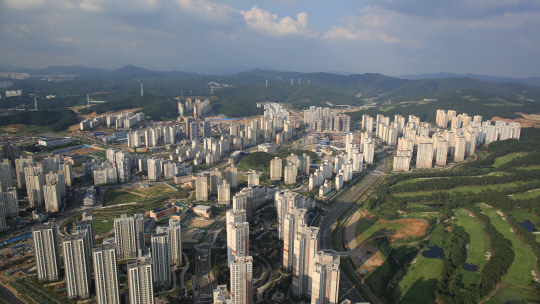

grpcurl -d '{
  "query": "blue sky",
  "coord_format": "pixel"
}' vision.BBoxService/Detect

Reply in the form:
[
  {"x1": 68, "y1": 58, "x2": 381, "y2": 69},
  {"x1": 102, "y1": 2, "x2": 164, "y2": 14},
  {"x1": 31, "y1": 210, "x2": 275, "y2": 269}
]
[{"x1": 1, "y1": 0, "x2": 540, "y2": 77}]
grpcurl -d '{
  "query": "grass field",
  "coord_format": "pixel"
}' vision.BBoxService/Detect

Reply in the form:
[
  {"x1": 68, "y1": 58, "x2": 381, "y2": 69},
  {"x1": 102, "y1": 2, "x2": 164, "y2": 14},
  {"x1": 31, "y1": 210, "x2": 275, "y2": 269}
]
[
  {"x1": 354, "y1": 211, "x2": 428, "y2": 244},
  {"x1": 511, "y1": 210, "x2": 540, "y2": 226},
  {"x1": 509, "y1": 188, "x2": 540, "y2": 200},
  {"x1": 104, "y1": 185, "x2": 174, "y2": 206},
  {"x1": 517, "y1": 165, "x2": 540, "y2": 170},
  {"x1": 478, "y1": 204, "x2": 537, "y2": 288},
  {"x1": 493, "y1": 152, "x2": 529, "y2": 167},
  {"x1": 453, "y1": 209, "x2": 490, "y2": 287},
  {"x1": 93, "y1": 218, "x2": 114, "y2": 234},
  {"x1": 395, "y1": 226, "x2": 444, "y2": 304},
  {"x1": 394, "y1": 181, "x2": 526, "y2": 198},
  {"x1": 392, "y1": 172, "x2": 509, "y2": 187},
  {"x1": 484, "y1": 284, "x2": 540, "y2": 304},
  {"x1": 454, "y1": 209, "x2": 490, "y2": 267}
]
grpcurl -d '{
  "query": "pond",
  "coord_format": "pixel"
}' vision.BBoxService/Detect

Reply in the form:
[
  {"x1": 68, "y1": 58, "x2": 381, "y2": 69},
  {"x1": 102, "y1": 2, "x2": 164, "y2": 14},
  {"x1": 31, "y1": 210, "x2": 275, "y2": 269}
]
[
  {"x1": 519, "y1": 220, "x2": 535, "y2": 232},
  {"x1": 462, "y1": 263, "x2": 478, "y2": 272},
  {"x1": 422, "y1": 245, "x2": 445, "y2": 259}
]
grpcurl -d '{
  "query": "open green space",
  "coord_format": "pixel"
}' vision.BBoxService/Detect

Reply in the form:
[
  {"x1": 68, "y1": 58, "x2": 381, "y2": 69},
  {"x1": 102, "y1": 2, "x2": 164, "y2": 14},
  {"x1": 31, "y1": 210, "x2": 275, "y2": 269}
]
[
  {"x1": 509, "y1": 188, "x2": 540, "y2": 200},
  {"x1": 493, "y1": 152, "x2": 529, "y2": 167},
  {"x1": 428, "y1": 224, "x2": 444, "y2": 246},
  {"x1": 511, "y1": 210, "x2": 540, "y2": 226},
  {"x1": 484, "y1": 284, "x2": 540, "y2": 304},
  {"x1": 104, "y1": 185, "x2": 174, "y2": 206},
  {"x1": 453, "y1": 209, "x2": 489, "y2": 268},
  {"x1": 404, "y1": 212, "x2": 441, "y2": 220},
  {"x1": 394, "y1": 181, "x2": 526, "y2": 198},
  {"x1": 518, "y1": 165, "x2": 540, "y2": 170},
  {"x1": 478, "y1": 204, "x2": 537, "y2": 288},
  {"x1": 396, "y1": 227, "x2": 444, "y2": 304},
  {"x1": 354, "y1": 211, "x2": 428, "y2": 244},
  {"x1": 93, "y1": 217, "x2": 114, "y2": 234},
  {"x1": 453, "y1": 209, "x2": 490, "y2": 287}
]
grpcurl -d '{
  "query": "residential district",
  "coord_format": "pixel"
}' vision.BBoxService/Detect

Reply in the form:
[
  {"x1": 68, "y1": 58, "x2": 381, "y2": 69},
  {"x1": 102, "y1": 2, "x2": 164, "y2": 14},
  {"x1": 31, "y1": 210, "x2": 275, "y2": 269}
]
[{"x1": 0, "y1": 100, "x2": 521, "y2": 304}]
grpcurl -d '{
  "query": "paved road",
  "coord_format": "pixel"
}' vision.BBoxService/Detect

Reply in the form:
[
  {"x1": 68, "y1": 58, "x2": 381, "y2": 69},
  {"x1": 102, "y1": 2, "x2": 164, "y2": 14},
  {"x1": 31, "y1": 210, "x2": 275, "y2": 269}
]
[
  {"x1": 318, "y1": 149, "x2": 388, "y2": 303},
  {"x1": 0, "y1": 284, "x2": 25, "y2": 304}
]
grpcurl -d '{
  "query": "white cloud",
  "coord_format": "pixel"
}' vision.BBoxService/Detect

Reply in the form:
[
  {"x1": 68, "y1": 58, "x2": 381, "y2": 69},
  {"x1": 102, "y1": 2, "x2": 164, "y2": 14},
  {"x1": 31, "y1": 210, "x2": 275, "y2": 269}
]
[
  {"x1": 176, "y1": 0, "x2": 238, "y2": 22},
  {"x1": 323, "y1": 24, "x2": 370, "y2": 40},
  {"x1": 240, "y1": 6, "x2": 317, "y2": 37},
  {"x1": 374, "y1": 31, "x2": 400, "y2": 43}
]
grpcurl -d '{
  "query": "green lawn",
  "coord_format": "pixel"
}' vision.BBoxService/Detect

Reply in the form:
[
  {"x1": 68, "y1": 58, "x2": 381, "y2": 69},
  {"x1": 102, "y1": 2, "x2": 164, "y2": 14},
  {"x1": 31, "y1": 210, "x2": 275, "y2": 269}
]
[
  {"x1": 509, "y1": 188, "x2": 540, "y2": 200},
  {"x1": 428, "y1": 225, "x2": 444, "y2": 246},
  {"x1": 484, "y1": 284, "x2": 540, "y2": 304},
  {"x1": 104, "y1": 185, "x2": 174, "y2": 206},
  {"x1": 511, "y1": 210, "x2": 540, "y2": 226},
  {"x1": 93, "y1": 218, "x2": 114, "y2": 234},
  {"x1": 493, "y1": 152, "x2": 529, "y2": 167},
  {"x1": 453, "y1": 209, "x2": 490, "y2": 287},
  {"x1": 453, "y1": 209, "x2": 489, "y2": 267},
  {"x1": 394, "y1": 181, "x2": 526, "y2": 198},
  {"x1": 396, "y1": 256, "x2": 442, "y2": 304},
  {"x1": 478, "y1": 204, "x2": 536, "y2": 288}
]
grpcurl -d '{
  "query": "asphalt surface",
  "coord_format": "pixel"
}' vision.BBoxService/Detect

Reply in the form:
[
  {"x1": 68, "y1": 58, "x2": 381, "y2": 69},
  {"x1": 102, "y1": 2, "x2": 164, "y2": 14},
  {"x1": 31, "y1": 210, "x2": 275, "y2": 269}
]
[
  {"x1": 318, "y1": 150, "x2": 388, "y2": 303},
  {"x1": 0, "y1": 283, "x2": 25, "y2": 304}
]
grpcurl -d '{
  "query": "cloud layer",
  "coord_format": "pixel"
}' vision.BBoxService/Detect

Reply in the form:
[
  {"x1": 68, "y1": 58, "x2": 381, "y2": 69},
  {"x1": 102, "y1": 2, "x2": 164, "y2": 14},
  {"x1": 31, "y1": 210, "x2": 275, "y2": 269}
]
[{"x1": 0, "y1": 0, "x2": 539, "y2": 77}]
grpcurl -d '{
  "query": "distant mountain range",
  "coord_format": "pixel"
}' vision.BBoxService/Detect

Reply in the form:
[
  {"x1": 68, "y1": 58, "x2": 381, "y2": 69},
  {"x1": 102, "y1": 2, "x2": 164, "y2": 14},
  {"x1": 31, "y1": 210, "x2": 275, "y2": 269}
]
[{"x1": 398, "y1": 72, "x2": 540, "y2": 87}]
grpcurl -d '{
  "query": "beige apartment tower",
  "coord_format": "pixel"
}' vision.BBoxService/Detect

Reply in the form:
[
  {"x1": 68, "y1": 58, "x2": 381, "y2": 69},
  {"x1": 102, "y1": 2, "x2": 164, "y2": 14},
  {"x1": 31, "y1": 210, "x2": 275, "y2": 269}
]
[
  {"x1": 127, "y1": 253, "x2": 154, "y2": 304},
  {"x1": 195, "y1": 173, "x2": 208, "y2": 201},
  {"x1": 311, "y1": 250, "x2": 340, "y2": 304},
  {"x1": 270, "y1": 157, "x2": 282, "y2": 180},
  {"x1": 292, "y1": 226, "x2": 320, "y2": 297},
  {"x1": 168, "y1": 218, "x2": 183, "y2": 266}
]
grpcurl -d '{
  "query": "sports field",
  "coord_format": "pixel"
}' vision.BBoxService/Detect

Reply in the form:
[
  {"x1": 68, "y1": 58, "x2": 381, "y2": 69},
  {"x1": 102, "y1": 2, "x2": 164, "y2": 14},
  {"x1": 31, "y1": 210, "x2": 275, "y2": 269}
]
[
  {"x1": 484, "y1": 284, "x2": 540, "y2": 304},
  {"x1": 478, "y1": 204, "x2": 536, "y2": 287},
  {"x1": 395, "y1": 225, "x2": 444, "y2": 304},
  {"x1": 104, "y1": 185, "x2": 174, "y2": 206},
  {"x1": 492, "y1": 152, "x2": 529, "y2": 167},
  {"x1": 453, "y1": 209, "x2": 490, "y2": 286}
]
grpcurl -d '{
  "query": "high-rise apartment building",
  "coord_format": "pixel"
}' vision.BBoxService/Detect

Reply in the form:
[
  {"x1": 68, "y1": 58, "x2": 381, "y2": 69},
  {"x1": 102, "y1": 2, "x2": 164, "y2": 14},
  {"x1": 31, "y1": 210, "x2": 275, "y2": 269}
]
[
  {"x1": 416, "y1": 142, "x2": 434, "y2": 169},
  {"x1": 210, "y1": 168, "x2": 222, "y2": 195},
  {"x1": 247, "y1": 170, "x2": 259, "y2": 186},
  {"x1": 114, "y1": 214, "x2": 138, "y2": 260},
  {"x1": 311, "y1": 250, "x2": 340, "y2": 304},
  {"x1": 226, "y1": 165, "x2": 238, "y2": 189},
  {"x1": 151, "y1": 229, "x2": 172, "y2": 289},
  {"x1": 435, "y1": 139, "x2": 449, "y2": 166},
  {"x1": 195, "y1": 173, "x2": 208, "y2": 201},
  {"x1": 230, "y1": 254, "x2": 253, "y2": 304},
  {"x1": 292, "y1": 226, "x2": 320, "y2": 298},
  {"x1": 73, "y1": 212, "x2": 95, "y2": 248},
  {"x1": 227, "y1": 222, "x2": 249, "y2": 266},
  {"x1": 15, "y1": 156, "x2": 34, "y2": 188},
  {"x1": 127, "y1": 251, "x2": 154, "y2": 304},
  {"x1": 168, "y1": 218, "x2": 182, "y2": 266},
  {"x1": 33, "y1": 219, "x2": 61, "y2": 281},
  {"x1": 218, "y1": 180, "x2": 231, "y2": 205},
  {"x1": 283, "y1": 208, "x2": 307, "y2": 269},
  {"x1": 44, "y1": 181, "x2": 62, "y2": 212},
  {"x1": 393, "y1": 150, "x2": 412, "y2": 172},
  {"x1": 63, "y1": 231, "x2": 92, "y2": 300},
  {"x1": 270, "y1": 157, "x2": 282, "y2": 181},
  {"x1": 93, "y1": 241, "x2": 121, "y2": 304},
  {"x1": 284, "y1": 162, "x2": 298, "y2": 184},
  {"x1": 25, "y1": 165, "x2": 45, "y2": 208},
  {"x1": 0, "y1": 185, "x2": 18, "y2": 217}
]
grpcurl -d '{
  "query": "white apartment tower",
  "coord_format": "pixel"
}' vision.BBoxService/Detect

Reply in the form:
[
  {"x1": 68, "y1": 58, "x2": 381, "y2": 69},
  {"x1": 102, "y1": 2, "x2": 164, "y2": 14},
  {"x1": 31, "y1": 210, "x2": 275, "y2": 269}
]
[
  {"x1": 128, "y1": 253, "x2": 154, "y2": 304},
  {"x1": 283, "y1": 208, "x2": 307, "y2": 269},
  {"x1": 63, "y1": 231, "x2": 92, "y2": 300},
  {"x1": 218, "y1": 180, "x2": 231, "y2": 205},
  {"x1": 168, "y1": 218, "x2": 183, "y2": 266},
  {"x1": 227, "y1": 222, "x2": 250, "y2": 267},
  {"x1": 416, "y1": 142, "x2": 434, "y2": 169},
  {"x1": 311, "y1": 250, "x2": 340, "y2": 304},
  {"x1": 151, "y1": 229, "x2": 172, "y2": 289},
  {"x1": 114, "y1": 214, "x2": 138, "y2": 260},
  {"x1": 226, "y1": 165, "x2": 238, "y2": 189},
  {"x1": 93, "y1": 242, "x2": 121, "y2": 304},
  {"x1": 33, "y1": 219, "x2": 61, "y2": 281},
  {"x1": 292, "y1": 226, "x2": 320, "y2": 298},
  {"x1": 230, "y1": 254, "x2": 253, "y2": 304}
]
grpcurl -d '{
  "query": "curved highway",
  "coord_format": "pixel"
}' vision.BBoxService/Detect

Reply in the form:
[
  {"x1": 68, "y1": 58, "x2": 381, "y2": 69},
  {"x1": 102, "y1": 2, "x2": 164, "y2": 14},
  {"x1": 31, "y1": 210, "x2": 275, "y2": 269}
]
[{"x1": 318, "y1": 149, "x2": 388, "y2": 303}]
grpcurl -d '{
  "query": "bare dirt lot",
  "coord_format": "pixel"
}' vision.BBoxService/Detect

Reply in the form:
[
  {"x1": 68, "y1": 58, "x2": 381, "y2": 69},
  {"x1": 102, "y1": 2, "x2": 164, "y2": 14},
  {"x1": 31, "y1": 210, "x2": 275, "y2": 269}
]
[
  {"x1": 183, "y1": 218, "x2": 214, "y2": 228},
  {"x1": 492, "y1": 112, "x2": 540, "y2": 128}
]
